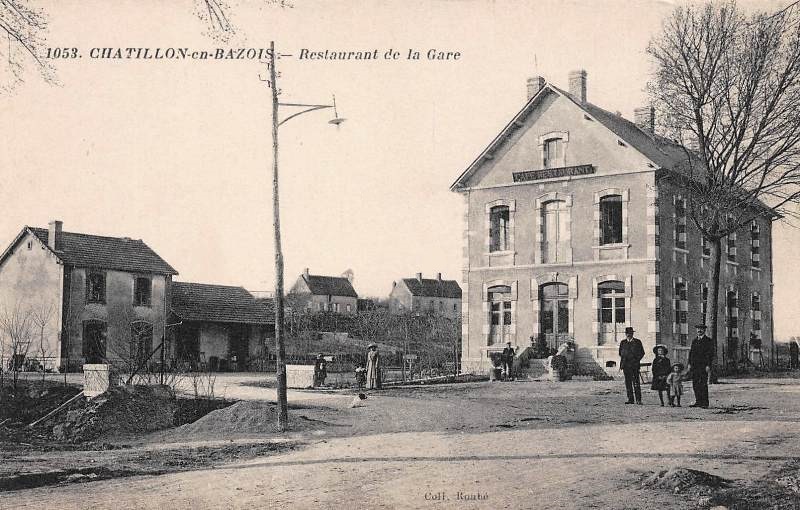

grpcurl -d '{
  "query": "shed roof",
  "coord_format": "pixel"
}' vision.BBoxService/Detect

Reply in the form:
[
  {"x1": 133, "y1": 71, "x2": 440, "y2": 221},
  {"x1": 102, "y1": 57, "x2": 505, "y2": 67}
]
[{"x1": 171, "y1": 282, "x2": 273, "y2": 324}]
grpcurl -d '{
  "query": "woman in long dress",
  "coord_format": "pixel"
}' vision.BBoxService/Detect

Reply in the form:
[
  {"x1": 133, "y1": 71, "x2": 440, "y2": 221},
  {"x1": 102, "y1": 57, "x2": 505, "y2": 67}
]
[{"x1": 366, "y1": 344, "x2": 381, "y2": 389}]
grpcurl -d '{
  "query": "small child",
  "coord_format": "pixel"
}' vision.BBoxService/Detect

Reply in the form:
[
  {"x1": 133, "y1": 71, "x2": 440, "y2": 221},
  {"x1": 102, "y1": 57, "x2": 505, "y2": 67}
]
[
  {"x1": 354, "y1": 364, "x2": 367, "y2": 389},
  {"x1": 651, "y1": 345, "x2": 672, "y2": 406},
  {"x1": 666, "y1": 363, "x2": 684, "y2": 407}
]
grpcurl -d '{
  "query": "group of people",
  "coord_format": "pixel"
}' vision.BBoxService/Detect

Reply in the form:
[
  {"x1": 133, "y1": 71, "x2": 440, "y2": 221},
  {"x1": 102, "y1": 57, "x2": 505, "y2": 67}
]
[
  {"x1": 353, "y1": 343, "x2": 382, "y2": 390},
  {"x1": 619, "y1": 323, "x2": 716, "y2": 408},
  {"x1": 314, "y1": 343, "x2": 382, "y2": 390}
]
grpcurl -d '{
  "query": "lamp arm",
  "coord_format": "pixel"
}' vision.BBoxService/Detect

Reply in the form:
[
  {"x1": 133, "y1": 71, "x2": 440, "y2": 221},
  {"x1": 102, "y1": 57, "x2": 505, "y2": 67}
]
[{"x1": 278, "y1": 104, "x2": 334, "y2": 127}]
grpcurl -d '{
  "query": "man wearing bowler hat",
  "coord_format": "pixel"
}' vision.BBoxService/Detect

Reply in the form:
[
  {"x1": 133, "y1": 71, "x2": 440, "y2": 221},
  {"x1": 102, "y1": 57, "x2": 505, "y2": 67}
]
[
  {"x1": 619, "y1": 326, "x2": 645, "y2": 404},
  {"x1": 687, "y1": 324, "x2": 714, "y2": 408}
]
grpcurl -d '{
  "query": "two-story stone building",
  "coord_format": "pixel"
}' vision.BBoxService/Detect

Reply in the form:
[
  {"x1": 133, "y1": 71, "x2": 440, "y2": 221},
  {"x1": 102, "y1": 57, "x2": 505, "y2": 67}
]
[
  {"x1": 388, "y1": 273, "x2": 462, "y2": 319},
  {"x1": 287, "y1": 268, "x2": 358, "y2": 314},
  {"x1": 452, "y1": 70, "x2": 775, "y2": 374},
  {"x1": 0, "y1": 221, "x2": 178, "y2": 371}
]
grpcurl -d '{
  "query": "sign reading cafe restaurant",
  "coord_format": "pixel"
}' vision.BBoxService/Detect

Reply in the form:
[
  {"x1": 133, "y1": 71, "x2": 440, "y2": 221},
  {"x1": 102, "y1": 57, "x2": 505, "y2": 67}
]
[{"x1": 513, "y1": 164, "x2": 596, "y2": 183}]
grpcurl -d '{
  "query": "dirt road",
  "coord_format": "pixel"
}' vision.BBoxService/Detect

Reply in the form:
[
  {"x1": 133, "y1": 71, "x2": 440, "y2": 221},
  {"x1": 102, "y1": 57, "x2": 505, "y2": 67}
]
[{"x1": 3, "y1": 378, "x2": 800, "y2": 509}]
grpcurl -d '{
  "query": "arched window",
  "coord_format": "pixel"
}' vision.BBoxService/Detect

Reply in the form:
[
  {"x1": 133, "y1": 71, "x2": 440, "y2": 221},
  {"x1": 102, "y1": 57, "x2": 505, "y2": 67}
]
[
  {"x1": 599, "y1": 195, "x2": 623, "y2": 245},
  {"x1": 543, "y1": 138, "x2": 564, "y2": 168},
  {"x1": 597, "y1": 280, "x2": 625, "y2": 345},
  {"x1": 541, "y1": 200, "x2": 568, "y2": 263},
  {"x1": 488, "y1": 285, "x2": 512, "y2": 345},
  {"x1": 489, "y1": 206, "x2": 510, "y2": 252}
]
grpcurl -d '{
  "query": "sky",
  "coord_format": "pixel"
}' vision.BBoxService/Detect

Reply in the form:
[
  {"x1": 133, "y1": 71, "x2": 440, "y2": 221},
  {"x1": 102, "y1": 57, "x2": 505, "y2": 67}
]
[{"x1": 2, "y1": 0, "x2": 799, "y2": 337}]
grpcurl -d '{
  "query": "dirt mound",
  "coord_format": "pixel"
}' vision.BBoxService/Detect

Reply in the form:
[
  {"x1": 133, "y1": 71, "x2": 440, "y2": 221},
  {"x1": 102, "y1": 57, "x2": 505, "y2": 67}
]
[
  {"x1": 642, "y1": 467, "x2": 731, "y2": 495},
  {"x1": 52, "y1": 385, "x2": 178, "y2": 442},
  {"x1": 167, "y1": 401, "x2": 326, "y2": 440},
  {"x1": 0, "y1": 382, "x2": 81, "y2": 425}
]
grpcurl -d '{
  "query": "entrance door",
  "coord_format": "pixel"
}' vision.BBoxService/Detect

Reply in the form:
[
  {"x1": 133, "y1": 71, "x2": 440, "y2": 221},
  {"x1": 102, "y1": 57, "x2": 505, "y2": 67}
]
[
  {"x1": 540, "y1": 283, "x2": 569, "y2": 350},
  {"x1": 598, "y1": 280, "x2": 626, "y2": 345},
  {"x1": 488, "y1": 285, "x2": 512, "y2": 346}
]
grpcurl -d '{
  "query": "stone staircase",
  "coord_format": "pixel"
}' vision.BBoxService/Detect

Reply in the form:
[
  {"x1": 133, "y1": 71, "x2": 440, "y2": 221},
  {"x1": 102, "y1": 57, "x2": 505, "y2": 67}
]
[{"x1": 512, "y1": 345, "x2": 614, "y2": 381}]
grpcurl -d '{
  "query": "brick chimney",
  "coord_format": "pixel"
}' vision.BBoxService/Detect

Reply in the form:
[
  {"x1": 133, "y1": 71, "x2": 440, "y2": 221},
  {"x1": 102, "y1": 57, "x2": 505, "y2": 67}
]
[
  {"x1": 527, "y1": 76, "x2": 545, "y2": 100},
  {"x1": 437, "y1": 272, "x2": 442, "y2": 281},
  {"x1": 416, "y1": 272, "x2": 423, "y2": 282},
  {"x1": 568, "y1": 69, "x2": 587, "y2": 103},
  {"x1": 303, "y1": 268, "x2": 310, "y2": 279},
  {"x1": 634, "y1": 106, "x2": 655, "y2": 133},
  {"x1": 48, "y1": 220, "x2": 63, "y2": 251}
]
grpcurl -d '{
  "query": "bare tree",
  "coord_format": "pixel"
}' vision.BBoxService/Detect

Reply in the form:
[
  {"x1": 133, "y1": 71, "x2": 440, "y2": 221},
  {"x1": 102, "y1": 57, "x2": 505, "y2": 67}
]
[
  {"x1": 0, "y1": 300, "x2": 34, "y2": 389},
  {"x1": 1, "y1": 1, "x2": 293, "y2": 91},
  {"x1": 647, "y1": 1, "x2": 800, "y2": 369},
  {"x1": 30, "y1": 299, "x2": 55, "y2": 380},
  {"x1": 0, "y1": 0, "x2": 54, "y2": 92}
]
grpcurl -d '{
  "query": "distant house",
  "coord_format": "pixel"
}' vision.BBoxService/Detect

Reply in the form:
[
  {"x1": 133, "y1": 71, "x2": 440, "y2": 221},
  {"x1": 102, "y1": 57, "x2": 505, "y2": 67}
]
[
  {"x1": 389, "y1": 273, "x2": 462, "y2": 318},
  {"x1": 0, "y1": 220, "x2": 177, "y2": 371},
  {"x1": 287, "y1": 268, "x2": 358, "y2": 313},
  {"x1": 169, "y1": 282, "x2": 274, "y2": 371}
]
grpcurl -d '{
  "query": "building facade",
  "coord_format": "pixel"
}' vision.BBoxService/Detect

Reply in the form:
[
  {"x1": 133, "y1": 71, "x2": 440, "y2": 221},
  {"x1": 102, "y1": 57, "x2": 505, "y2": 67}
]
[
  {"x1": 389, "y1": 273, "x2": 462, "y2": 319},
  {"x1": 168, "y1": 282, "x2": 273, "y2": 371},
  {"x1": 452, "y1": 71, "x2": 774, "y2": 374},
  {"x1": 287, "y1": 268, "x2": 358, "y2": 314},
  {"x1": 0, "y1": 221, "x2": 177, "y2": 371}
]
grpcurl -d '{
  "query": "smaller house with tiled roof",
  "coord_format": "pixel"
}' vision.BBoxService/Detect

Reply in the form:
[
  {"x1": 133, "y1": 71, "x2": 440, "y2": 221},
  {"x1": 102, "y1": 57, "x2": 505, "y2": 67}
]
[
  {"x1": 287, "y1": 268, "x2": 358, "y2": 314},
  {"x1": 389, "y1": 273, "x2": 462, "y2": 318},
  {"x1": 168, "y1": 282, "x2": 273, "y2": 372},
  {"x1": 0, "y1": 220, "x2": 178, "y2": 371}
]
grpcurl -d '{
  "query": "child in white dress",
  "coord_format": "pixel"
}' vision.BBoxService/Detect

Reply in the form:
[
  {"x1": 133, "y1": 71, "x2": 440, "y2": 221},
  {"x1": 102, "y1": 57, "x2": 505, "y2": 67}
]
[{"x1": 666, "y1": 363, "x2": 684, "y2": 407}]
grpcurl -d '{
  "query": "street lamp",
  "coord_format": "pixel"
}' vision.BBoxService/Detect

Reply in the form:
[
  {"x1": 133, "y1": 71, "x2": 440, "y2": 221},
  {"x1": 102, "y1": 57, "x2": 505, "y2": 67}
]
[{"x1": 267, "y1": 41, "x2": 344, "y2": 432}]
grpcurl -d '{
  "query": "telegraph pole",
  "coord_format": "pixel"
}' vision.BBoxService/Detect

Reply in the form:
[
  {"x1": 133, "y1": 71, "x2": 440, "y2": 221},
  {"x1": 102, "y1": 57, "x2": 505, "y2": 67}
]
[{"x1": 269, "y1": 40, "x2": 289, "y2": 432}]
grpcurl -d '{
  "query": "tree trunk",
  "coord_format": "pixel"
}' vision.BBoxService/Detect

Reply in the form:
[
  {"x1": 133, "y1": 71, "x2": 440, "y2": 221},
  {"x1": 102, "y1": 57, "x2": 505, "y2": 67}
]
[
  {"x1": 270, "y1": 41, "x2": 288, "y2": 432},
  {"x1": 709, "y1": 236, "x2": 724, "y2": 374}
]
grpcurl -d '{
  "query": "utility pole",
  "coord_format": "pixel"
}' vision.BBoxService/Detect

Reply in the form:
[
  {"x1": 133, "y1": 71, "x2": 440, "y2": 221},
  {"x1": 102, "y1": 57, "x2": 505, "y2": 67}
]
[
  {"x1": 270, "y1": 41, "x2": 289, "y2": 432},
  {"x1": 263, "y1": 41, "x2": 343, "y2": 432}
]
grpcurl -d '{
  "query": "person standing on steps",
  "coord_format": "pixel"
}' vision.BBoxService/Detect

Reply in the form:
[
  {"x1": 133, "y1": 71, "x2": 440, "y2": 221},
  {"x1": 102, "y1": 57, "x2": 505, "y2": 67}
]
[
  {"x1": 501, "y1": 341, "x2": 515, "y2": 381},
  {"x1": 687, "y1": 324, "x2": 714, "y2": 408},
  {"x1": 619, "y1": 326, "x2": 645, "y2": 404}
]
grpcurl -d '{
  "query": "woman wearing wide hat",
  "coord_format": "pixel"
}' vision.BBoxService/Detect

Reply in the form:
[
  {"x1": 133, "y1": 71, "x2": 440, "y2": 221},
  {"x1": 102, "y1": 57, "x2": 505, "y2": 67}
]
[
  {"x1": 651, "y1": 344, "x2": 671, "y2": 406},
  {"x1": 366, "y1": 343, "x2": 381, "y2": 390}
]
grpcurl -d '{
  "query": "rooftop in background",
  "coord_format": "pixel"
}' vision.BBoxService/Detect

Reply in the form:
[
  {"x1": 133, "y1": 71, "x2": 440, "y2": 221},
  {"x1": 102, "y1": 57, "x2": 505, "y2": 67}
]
[
  {"x1": 171, "y1": 282, "x2": 274, "y2": 324},
  {"x1": 402, "y1": 276, "x2": 462, "y2": 299},
  {"x1": 301, "y1": 273, "x2": 358, "y2": 298},
  {"x1": 25, "y1": 226, "x2": 178, "y2": 275}
]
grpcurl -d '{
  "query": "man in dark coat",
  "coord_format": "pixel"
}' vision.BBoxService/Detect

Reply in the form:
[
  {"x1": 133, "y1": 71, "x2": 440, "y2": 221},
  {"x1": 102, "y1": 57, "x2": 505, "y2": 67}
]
[
  {"x1": 687, "y1": 324, "x2": 714, "y2": 408},
  {"x1": 501, "y1": 342, "x2": 515, "y2": 381},
  {"x1": 790, "y1": 340, "x2": 799, "y2": 370},
  {"x1": 618, "y1": 326, "x2": 645, "y2": 404}
]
